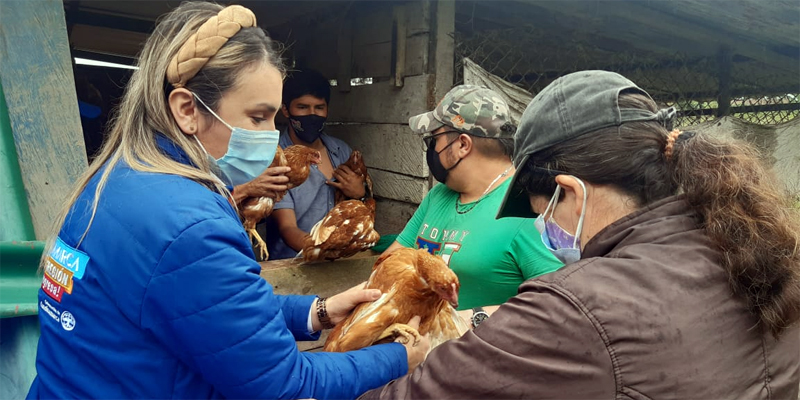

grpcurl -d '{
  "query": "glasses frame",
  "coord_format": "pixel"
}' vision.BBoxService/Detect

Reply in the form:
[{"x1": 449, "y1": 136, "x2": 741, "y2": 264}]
[{"x1": 422, "y1": 130, "x2": 464, "y2": 149}]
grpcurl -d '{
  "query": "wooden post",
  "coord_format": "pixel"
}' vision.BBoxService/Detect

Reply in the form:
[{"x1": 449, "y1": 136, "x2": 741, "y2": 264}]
[
  {"x1": 0, "y1": 0, "x2": 87, "y2": 239},
  {"x1": 430, "y1": 0, "x2": 456, "y2": 108},
  {"x1": 716, "y1": 45, "x2": 733, "y2": 118},
  {"x1": 337, "y1": 16, "x2": 354, "y2": 93},
  {"x1": 392, "y1": 5, "x2": 407, "y2": 87}
]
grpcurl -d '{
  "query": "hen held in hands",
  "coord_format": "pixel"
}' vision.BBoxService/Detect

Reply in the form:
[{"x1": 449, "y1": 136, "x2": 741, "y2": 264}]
[
  {"x1": 240, "y1": 145, "x2": 321, "y2": 260},
  {"x1": 333, "y1": 150, "x2": 373, "y2": 205},
  {"x1": 299, "y1": 150, "x2": 379, "y2": 262},
  {"x1": 324, "y1": 248, "x2": 469, "y2": 353},
  {"x1": 299, "y1": 198, "x2": 380, "y2": 262}
]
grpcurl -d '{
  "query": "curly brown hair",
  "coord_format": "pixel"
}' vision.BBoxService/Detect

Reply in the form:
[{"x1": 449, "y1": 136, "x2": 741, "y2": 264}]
[{"x1": 519, "y1": 92, "x2": 800, "y2": 337}]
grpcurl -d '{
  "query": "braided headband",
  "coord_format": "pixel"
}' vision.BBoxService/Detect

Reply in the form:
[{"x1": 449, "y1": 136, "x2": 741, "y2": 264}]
[{"x1": 166, "y1": 5, "x2": 257, "y2": 88}]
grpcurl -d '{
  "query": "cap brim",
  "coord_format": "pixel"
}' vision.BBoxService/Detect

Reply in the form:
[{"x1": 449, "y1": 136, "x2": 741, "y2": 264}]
[
  {"x1": 497, "y1": 155, "x2": 538, "y2": 219},
  {"x1": 408, "y1": 111, "x2": 441, "y2": 135}
]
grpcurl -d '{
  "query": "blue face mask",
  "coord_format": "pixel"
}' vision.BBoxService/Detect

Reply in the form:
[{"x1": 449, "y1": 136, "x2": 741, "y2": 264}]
[
  {"x1": 533, "y1": 176, "x2": 587, "y2": 265},
  {"x1": 192, "y1": 94, "x2": 279, "y2": 186}
]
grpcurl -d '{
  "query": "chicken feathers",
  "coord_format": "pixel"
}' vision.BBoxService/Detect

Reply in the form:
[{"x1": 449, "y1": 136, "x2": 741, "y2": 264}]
[
  {"x1": 241, "y1": 145, "x2": 321, "y2": 260},
  {"x1": 299, "y1": 150, "x2": 379, "y2": 263},
  {"x1": 299, "y1": 198, "x2": 380, "y2": 262},
  {"x1": 324, "y1": 248, "x2": 469, "y2": 353},
  {"x1": 334, "y1": 150, "x2": 373, "y2": 205}
]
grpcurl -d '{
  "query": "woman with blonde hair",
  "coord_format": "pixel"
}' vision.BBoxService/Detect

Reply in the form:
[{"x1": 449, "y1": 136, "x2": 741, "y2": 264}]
[{"x1": 27, "y1": 3, "x2": 426, "y2": 399}]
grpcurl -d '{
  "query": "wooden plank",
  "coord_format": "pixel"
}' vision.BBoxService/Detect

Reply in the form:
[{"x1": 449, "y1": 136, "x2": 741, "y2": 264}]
[
  {"x1": 393, "y1": 5, "x2": 408, "y2": 87},
  {"x1": 73, "y1": 1, "x2": 174, "y2": 21},
  {"x1": 337, "y1": 17, "x2": 354, "y2": 92},
  {"x1": 328, "y1": 74, "x2": 430, "y2": 124},
  {"x1": 432, "y1": 0, "x2": 455, "y2": 106},
  {"x1": 326, "y1": 123, "x2": 428, "y2": 178},
  {"x1": 69, "y1": 24, "x2": 149, "y2": 58},
  {"x1": 286, "y1": 17, "x2": 341, "y2": 79},
  {"x1": 406, "y1": 0, "x2": 432, "y2": 37},
  {"x1": 352, "y1": 6, "x2": 393, "y2": 46},
  {"x1": 640, "y1": 1, "x2": 799, "y2": 48},
  {"x1": 0, "y1": 0, "x2": 88, "y2": 239},
  {"x1": 349, "y1": 4, "x2": 392, "y2": 79},
  {"x1": 66, "y1": 8, "x2": 155, "y2": 34},
  {"x1": 351, "y1": 33, "x2": 429, "y2": 79},
  {"x1": 515, "y1": 1, "x2": 800, "y2": 75},
  {"x1": 350, "y1": 1, "x2": 429, "y2": 80},
  {"x1": 405, "y1": 34, "x2": 429, "y2": 77},
  {"x1": 352, "y1": 41, "x2": 392, "y2": 79},
  {"x1": 248, "y1": 1, "x2": 340, "y2": 30},
  {"x1": 716, "y1": 46, "x2": 732, "y2": 117},
  {"x1": 370, "y1": 168, "x2": 428, "y2": 204},
  {"x1": 375, "y1": 198, "x2": 419, "y2": 235}
]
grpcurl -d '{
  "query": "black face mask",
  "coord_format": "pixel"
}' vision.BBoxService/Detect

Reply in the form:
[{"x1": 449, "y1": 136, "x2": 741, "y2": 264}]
[
  {"x1": 426, "y1": 136, "x2": 462, "y2": 183},
  {"x1": 289, "y1": 114, "x2": 326, "y2": 143}
]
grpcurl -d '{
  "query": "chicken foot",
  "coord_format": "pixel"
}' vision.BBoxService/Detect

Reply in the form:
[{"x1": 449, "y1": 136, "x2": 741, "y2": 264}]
[
  {"x1": 376, "y1": 323, "x2": 422, "y2": 347},
  {"x1": 247, "y1": 228, "x2": 269, "y2": 261}
]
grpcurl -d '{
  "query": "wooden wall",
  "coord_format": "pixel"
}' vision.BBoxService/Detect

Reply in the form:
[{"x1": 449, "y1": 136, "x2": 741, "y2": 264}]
[{"x1": 289, "y1": 0, "x2": 455, "y2": 234}]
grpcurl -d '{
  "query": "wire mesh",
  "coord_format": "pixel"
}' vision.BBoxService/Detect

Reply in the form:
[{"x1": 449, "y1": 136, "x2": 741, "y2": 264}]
[{"x1": 454, "y1": 25, "x2": 799, "y2": 127}]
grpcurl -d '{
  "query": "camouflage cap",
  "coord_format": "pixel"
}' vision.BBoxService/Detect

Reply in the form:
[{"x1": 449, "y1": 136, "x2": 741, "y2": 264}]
[{"x1": 409, "y1": 85, "x2": 512, "y2": 138}]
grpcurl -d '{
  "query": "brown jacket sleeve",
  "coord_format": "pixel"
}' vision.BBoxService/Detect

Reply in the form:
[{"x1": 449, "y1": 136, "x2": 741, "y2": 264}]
[{"x1": 359, "y1": 280, "x2": 616, "y2": 399}]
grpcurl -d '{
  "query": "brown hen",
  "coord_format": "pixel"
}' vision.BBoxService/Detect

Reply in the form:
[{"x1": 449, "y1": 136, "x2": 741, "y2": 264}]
[
  {"x1": 334, "y1": 150, "x2": 374, "y2": 205},
  {"x1": 324, "y1": 248, "x2": 469, "y2": 353},
  {"x1": 240, "y1": 145, "x2": 321, "y2": 260},
  {"x1": 298, "y1": 198, "x2": 380, "y2": 263}
]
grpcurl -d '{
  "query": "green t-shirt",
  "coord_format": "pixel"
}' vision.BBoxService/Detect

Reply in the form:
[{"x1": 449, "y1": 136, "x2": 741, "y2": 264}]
[{"x1": 397, "y1": 180, "x2": 563, "y2": 310}]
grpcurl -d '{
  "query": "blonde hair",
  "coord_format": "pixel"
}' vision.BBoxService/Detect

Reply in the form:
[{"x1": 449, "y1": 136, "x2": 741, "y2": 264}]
[{"x1": 40, "y1": 2, "x2": 284, "y2": 269}]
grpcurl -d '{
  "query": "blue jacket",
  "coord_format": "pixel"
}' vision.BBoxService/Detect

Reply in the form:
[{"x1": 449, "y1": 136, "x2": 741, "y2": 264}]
[{"x1": 27, "y1": 135, "x2": 406, "y2": 399}]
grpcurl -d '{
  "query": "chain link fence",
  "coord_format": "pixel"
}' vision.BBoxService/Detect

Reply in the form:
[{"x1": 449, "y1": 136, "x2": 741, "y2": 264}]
[{"x1": 454, "y1": 25, "x2": 799, "y2": 128}]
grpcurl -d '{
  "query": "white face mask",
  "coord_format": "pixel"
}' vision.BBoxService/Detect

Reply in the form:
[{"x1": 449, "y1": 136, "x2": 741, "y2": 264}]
[
  {"x1": 533, "y1": 176, "x2": 587, "y2": 265},
  {"x1": 192, "y1": 93, "x2": 279, "y2": 186}
]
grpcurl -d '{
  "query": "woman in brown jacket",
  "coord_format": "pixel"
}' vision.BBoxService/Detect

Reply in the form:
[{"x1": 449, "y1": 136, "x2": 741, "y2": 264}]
[{"x1": 362, "y1": 70, "x2": 800, "y2": 399}]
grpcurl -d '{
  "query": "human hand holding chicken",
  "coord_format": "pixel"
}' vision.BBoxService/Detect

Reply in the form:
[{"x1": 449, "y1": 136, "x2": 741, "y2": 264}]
[
  {"x1": 324, "y1": 248, "x2": 468, "y2": 360},
  {"x1": 239, "y1": 145, "x2": 321, "y2": 260},
  {"x1": 300, "y1": 150, "x2": 379, "y2": 262},
  {"x1": 232, "y1": 166, "x2": 291, "y2": 205},
  {"x1": 313, "y1": 282, "x2": 431, "y2": 373},
  {"x1": 326, "y1": 164, "x2": 366, "y2": 200}
]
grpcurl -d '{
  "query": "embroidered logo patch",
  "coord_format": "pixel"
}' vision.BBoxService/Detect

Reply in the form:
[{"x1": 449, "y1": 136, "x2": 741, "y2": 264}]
[
  {"x1": 60, "y1": 311, "x2": 76, "y2": 331},
  {"x1": 41, "y1": 237, "x2": 90, "y2": 303}
]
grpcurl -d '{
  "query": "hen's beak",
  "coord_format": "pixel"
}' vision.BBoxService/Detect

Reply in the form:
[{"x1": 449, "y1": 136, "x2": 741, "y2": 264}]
[{"x1": 447, "y1": 283, "x2": 459, "y2": 309}]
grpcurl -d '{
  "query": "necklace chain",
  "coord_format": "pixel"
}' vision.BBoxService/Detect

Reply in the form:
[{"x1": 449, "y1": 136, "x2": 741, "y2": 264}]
[{"x1": 455, "y1": 165, "x2": 513, "y2": 214}]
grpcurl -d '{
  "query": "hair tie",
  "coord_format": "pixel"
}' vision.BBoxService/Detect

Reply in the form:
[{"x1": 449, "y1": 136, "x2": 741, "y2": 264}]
[
  {"x1": 166, "y1": 5, "x2": 257, "y2": 88},
  {"x1": 664, "y1": 129, "x2": 683, "y2": 160},
  {"x1": 655, "y1": 107, "x2": 677, "y2": 131}
]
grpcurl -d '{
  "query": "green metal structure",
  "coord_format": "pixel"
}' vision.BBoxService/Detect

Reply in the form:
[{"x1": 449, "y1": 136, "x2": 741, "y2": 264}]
[{"x1": 0, "y1": 81, "x2": 43, "y2": 400}]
